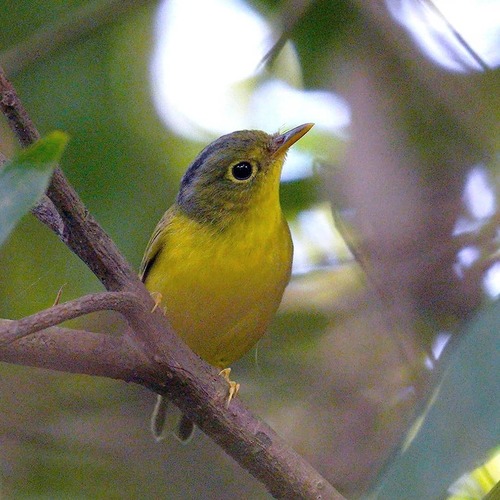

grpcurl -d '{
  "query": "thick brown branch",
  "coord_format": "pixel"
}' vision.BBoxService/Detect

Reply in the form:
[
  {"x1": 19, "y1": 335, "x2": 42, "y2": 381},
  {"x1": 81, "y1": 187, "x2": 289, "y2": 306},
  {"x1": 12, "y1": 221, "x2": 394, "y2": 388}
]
[
  {"x1": 0, "y1": 319, "x2": 145, "y2": 380},
  {"x1": 0, "y1": 292, "x2": 142, "y2": 345}
]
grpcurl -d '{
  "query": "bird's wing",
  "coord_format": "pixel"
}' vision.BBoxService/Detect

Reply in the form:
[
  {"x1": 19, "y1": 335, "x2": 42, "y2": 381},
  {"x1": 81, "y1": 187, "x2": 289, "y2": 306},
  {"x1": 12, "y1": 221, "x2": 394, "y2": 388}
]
[{"x1": 139, "y1": 206, "x2": 176, "y2": 283}]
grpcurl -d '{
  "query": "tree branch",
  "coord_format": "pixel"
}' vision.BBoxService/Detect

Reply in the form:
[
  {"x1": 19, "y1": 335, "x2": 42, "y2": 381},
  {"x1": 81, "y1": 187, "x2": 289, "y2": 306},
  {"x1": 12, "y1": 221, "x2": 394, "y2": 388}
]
[
  {"x1": 0, "y1": 66, "x2": 345, "y2": 499},
  {"x1": 0, "y1": 319, "x2": 145, "y2": 380},
  {"x1": 31, "y1": 194, "x2": 67, "y2": 240},
  {"x1": 0, "y1": 68, "x2": 40, "y2": 146},
  {"x1": 0, "y1": 292, "x2": 142, "y2": 345}
]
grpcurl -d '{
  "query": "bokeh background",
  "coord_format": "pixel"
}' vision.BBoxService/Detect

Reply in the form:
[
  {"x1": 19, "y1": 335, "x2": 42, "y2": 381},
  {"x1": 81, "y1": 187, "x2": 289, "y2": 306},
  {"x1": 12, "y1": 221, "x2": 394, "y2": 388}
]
[{"x1": 0, "y1": 0, "x2": 498, "y2": 498}]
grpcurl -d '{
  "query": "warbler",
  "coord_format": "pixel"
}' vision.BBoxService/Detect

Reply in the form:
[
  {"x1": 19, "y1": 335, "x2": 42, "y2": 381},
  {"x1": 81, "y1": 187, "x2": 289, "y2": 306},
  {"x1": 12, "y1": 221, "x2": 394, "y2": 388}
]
[{"x1": 140, "y1": 123, "x2": 313, "y2": 441}]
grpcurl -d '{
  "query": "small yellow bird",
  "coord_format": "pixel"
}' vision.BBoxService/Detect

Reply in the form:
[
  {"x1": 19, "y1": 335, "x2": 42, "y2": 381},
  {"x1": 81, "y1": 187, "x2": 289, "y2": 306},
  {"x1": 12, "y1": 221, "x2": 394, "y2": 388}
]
[{"x1": 140, "y1": 123, "x2": 313, "y2": 441}]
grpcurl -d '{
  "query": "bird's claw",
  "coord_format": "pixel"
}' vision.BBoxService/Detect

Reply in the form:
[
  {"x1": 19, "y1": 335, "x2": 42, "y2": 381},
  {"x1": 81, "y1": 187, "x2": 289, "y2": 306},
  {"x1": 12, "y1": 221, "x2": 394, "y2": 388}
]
[
  {"x1": 150, "y1": 291, "x2": 163, "y2": 313},
  {"x1": 219, "y1": 368, "x2": 240, "y2": 408}
]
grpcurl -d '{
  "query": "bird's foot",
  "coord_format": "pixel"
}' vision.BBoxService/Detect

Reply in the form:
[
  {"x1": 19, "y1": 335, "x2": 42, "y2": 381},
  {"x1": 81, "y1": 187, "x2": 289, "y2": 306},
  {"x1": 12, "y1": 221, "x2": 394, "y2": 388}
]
[
  {"x1": 149, "y1": 291, "x2": 163, "y2": 313},
  {"x1": 219, "y1": 368, "x2": 240, "y2": 408}
]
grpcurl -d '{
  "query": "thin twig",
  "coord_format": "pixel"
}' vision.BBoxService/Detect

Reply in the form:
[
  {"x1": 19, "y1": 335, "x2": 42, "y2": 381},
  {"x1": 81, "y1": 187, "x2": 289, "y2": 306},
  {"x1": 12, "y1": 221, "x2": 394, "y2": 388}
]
[
  {"x1": 259, "y1": 0, "x2": 313, "y2": 69},
  {"x1": 31, "y1": 195, "x2": 67, "y2": 239},
  {"x1": 0, "y1": 69, "x2": 40, "y2": 146},
  {"x1": 421, "y1": 0, "x2": 490, "y2": 71},
  {"x1": 0, "y1": 291, "x2": 142, "y2": 345},
  {"x1": 52, "y1": 283, "x2": 67, "y2": 306}
]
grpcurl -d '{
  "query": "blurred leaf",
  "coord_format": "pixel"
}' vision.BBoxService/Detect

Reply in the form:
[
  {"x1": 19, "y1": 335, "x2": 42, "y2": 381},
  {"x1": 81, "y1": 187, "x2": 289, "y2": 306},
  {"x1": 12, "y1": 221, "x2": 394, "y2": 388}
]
[
  {"x1": 371, "y1": 298, "x2": 500, "y2": 499},
  {"x1": 0, "y1": 131, "x2": 69, "y2": 247}
]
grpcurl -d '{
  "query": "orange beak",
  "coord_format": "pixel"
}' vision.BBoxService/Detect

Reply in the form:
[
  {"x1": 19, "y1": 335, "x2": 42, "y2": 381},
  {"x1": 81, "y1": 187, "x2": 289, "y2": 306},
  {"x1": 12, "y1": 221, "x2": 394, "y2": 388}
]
[{"x1": 271, "y1": 123, "x2": 314, "y2": 156}]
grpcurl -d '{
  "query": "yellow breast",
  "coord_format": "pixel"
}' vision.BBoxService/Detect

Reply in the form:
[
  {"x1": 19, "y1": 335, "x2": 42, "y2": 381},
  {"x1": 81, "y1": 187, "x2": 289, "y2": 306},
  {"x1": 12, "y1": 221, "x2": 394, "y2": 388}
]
[{"x1": 144, "y1": 207, "x2": 293, "y2": 368}]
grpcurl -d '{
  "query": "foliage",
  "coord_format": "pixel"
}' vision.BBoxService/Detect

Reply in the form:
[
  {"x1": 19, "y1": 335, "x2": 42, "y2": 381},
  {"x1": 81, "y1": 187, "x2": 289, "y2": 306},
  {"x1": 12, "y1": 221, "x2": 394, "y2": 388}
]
[{"x1": 0, "y1": 131, "x2": 68, "y2": 247}]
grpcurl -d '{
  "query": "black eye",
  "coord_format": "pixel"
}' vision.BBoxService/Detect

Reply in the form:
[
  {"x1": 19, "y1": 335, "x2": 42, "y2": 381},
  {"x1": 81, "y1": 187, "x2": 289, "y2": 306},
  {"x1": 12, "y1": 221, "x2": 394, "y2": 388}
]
[{"x1": 231, "y1": 162, "x2": 254, "y2": 181}]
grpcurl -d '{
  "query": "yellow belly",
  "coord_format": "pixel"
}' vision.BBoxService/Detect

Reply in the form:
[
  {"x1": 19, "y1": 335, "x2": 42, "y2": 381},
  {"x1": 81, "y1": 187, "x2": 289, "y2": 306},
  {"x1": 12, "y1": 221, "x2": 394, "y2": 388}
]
[{"x1": 144, "y1": 210, "x2": 293, "y2": 368}]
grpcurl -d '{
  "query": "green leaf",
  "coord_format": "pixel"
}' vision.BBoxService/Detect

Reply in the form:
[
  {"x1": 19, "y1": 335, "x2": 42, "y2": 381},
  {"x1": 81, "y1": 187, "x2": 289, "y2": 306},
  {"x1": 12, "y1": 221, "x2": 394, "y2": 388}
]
[
  {"x1": 0, "y1": 131, "x2": 69, "y2": 247},
  {"x1": 371, "y1": 298, "x2": 500, "y2": 499}
]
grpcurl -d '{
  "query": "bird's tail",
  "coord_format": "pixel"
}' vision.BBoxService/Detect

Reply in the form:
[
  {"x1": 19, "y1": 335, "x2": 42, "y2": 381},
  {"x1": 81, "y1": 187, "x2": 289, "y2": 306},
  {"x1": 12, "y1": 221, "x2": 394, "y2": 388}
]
[{"x1": 150, "y1": 395, "x2": 195, "y2": 443}]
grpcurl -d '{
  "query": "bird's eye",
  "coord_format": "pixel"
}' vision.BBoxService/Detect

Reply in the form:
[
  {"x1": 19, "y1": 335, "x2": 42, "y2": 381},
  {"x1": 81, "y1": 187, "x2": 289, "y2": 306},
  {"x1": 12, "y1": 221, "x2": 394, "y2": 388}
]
[{"x1": 229, "y1": 161, "x2": 254, "y2": 182}]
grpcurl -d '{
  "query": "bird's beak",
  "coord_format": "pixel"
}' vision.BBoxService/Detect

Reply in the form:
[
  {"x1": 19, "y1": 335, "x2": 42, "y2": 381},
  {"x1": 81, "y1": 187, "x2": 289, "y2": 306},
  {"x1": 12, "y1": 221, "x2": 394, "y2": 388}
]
[{"x1": 271, "y1": 123, "x2": 314, "y2": 156}]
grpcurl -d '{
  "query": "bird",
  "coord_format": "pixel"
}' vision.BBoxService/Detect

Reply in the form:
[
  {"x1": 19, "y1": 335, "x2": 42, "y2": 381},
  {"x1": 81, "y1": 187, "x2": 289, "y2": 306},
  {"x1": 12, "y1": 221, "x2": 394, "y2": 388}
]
[{"x1": 139, "y1": 123, "x2": 313, "y2": 441}]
